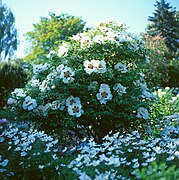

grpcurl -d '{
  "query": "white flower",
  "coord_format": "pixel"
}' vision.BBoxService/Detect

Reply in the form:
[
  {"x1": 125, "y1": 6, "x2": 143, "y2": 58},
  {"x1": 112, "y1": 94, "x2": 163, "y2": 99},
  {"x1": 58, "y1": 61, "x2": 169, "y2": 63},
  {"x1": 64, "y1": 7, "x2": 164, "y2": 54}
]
[
  {"x1": 146, "y1": 157, "x2": 156, "y2": 162},
  {"x1": 84, "y1": 60, "x2": 106, "y2": 74},
  {"x1": 71, "y1": 33, "x2": 81, "y2": 41},
  {"x1": 132, "y1": 162, "x2": 139, "y2": 168},
  {"x1": 13, "y1": 88, "x2": 26, "y2": 97},
  {"x1": 96, "y1": 84, "x2": 112, "y2": 104},
  {"x1": 141, "y1": 90, "x2": 153, "y2": 99},
  {"x1": 142, "y1": 152, "x2": 150, "y2": 158},
  {"x1": 22, "y1": 96, "x2": 37, "y2": 111},
  {"x1": 96, "y1": 60, "x2": 106, "y2": 73},
  {"x1": 21, "y1": 152, "x2": 27, "y2": 157},
  {"x1": 0, "y1": 159, "x2": 9, "y2": 167},
  {"x1": 93, "y1": 35, "x2": 105, "y2": 43},
  {"x1": 84, "y1": 60, "x2": 97, "y2": 74},
  {"x1": 46, "y1": 50, "x2": 57, "y2": 59},
  {"x1": 137, "y1": 107, "x2": 149, "y2": 120},
  {"x1": 39, "y1": 80, "x2": 50, "y2": 92},
  {"x1": 56, "y1": 64, "x2": 65, "y2": 73},
  {"x1": 66, "y1": 96, "x2": 81, "y2": 107},
  {"x1": 113, "y1": 83, "x2": 127, "y2": 95},
  {"x1": 80, "y1": 36, "x2": 91, "y2": 47},
  {"x1": 67, "y1": 99, "x2": 84, "y2": 117},
  {"x1": 38, "y1": 165, "x2": 44, "y2": 169},
  {"x1": 88, "y1": 81, "x2": 98, "y2": 91},
  {"x1": 7, "y1": 98, "x2": 17, "y2": 105},
  {"x1": 166, "y1": 156, "x2": 175, "y2": 161},
  {"x1": 29, "y1": 79, "x2": 40, "y2": 87},
  {"x1": 114, "y1": 63, "x2": 127, "y2": 73},
  {"x1": 51, "y1": 100, "x2": 65, "y2": 110},
  {"x1": 79, "y1": 172, "x2": 92, "y2": 180},
  {"x1": 106, "y1": 31, "x2": 118, "y2": 41},
  {"x1": 57, "y1": 43, "x2": 68, "y2": 57},
  {"x1": 60, "y1": 66, "x2": 75, "y2": 84}
]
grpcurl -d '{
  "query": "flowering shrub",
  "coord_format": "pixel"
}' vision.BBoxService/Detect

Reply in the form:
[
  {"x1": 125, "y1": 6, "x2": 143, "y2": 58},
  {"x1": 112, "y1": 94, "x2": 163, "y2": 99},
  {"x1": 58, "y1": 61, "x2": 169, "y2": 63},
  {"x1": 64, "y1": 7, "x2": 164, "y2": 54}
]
[
  {"x1": 0, "y1": 122, "x2": 75, "y2": 179},
  {"x1": 7, "y1": 20, "x2": 156, "y2": 141}
]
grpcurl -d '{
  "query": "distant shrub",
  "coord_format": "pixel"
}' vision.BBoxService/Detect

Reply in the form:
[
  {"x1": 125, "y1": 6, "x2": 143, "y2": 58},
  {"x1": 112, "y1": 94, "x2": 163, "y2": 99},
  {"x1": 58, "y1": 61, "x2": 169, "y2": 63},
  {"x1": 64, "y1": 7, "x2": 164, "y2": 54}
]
[
  {"x1": 142, "y1": 33, "x2": 179, "y2": 88},
  {"x1": 0, "y1": 61, "x2": 29, "y2": 108}
]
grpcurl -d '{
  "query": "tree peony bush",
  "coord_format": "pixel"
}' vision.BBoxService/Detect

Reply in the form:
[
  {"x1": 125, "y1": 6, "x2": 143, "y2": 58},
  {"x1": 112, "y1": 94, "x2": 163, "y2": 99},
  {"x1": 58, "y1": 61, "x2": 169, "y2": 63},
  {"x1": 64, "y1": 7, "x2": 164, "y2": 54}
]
[{"x1": 7, "y1": 20, "x2": 156, "y2": 141}]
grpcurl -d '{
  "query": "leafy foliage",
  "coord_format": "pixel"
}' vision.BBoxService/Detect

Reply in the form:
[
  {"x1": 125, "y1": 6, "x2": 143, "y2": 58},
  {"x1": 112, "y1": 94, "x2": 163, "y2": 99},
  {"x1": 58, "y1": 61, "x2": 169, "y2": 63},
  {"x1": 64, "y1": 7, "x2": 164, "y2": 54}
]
[
  {"x1": 0, "y1": 4, "x2": 18, "y2": 61},
  {"x1": 135, "y1": 162, "x2": 179, "y2": 180},
  {"x1": 25, "y1": 13, "x2": 86, "y2": 62}
]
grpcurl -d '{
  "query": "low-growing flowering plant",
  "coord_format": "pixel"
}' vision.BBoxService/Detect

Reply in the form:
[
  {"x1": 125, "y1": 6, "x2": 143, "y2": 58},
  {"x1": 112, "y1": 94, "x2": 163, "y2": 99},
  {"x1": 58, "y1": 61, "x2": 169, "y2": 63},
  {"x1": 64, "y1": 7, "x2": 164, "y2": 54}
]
[{"x1": 7, "y1": 20, "x2": 156, "y2": 140}]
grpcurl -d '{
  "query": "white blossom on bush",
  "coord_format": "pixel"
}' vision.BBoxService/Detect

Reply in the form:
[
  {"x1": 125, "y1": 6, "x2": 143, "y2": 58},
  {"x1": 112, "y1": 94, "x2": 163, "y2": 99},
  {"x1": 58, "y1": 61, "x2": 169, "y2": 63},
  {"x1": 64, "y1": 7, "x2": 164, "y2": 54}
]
[
  {"x1": 39, "y1": 80, "x2": 50, "y2": 92},
  {"x1": 84, "y1": 60, "x2": 106, "y2": 74},
  {"x1": 12, "y1": 88, "x2": 26, "y2": 98},
  {"x1": 56, "y1": 64, "x2": 65, "y2": 73},
  {"x1": 141, "y1": 90, "x2": 156, "y2": 100},
  {"x1": 59, "y1": 66, "x2": 75, "y2": 84},
  {"x1": 88, "y1": 81, "x2": 98, "y2": 91},
  {"x1": 96, "y1": 84, "x2": 112, "y2": 104},
  {"x1": 29, "y1": 79, "x2": 40, "y2": 87},
  {"x1": 114, "y1": 63, "x2": 127, "y2": 73},
  {"x1": 93, "y1": 35, "x2": 105, "y2": 44},
  {"x1": 67, "y1": 103, "x2": 84, "y2": 117},
  {"x1": 57, "y1": 43, "x2": 68, "y2": 57},
  {"x1": 80, "y1": 36, "x2": 91, "y2": 47},
  {"x1": 7, "y1": 98, "x2": 17, "y2": 105},
  {"x1": 22, "y1": 96, "x2": 37, "y2": 111},
  {"x1": 66, "y1": 96, "x2": 81, "y2": 107},
  {"x1": 66, "y1": 96, "x2": 84, "y2": 117},
  {"x1": 33, "y1": 63, "x2": 50, "y2": 75},
  {"x1": 113, "y1": 83, "x2": 127, "y2": 96},
  {"x1": 51, "y1": 100, "x2": 65, "y2": 110},
  {"x1": 137, "y1": 107, "x2": 149, "y2": 120}
]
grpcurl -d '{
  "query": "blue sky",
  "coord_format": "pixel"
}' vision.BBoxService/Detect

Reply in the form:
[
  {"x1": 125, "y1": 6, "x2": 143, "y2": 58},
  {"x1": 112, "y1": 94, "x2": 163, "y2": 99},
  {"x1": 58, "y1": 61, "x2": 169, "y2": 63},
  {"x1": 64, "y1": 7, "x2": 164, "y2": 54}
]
[{"x1": 3, "y1": 0, "x2": 179, "y2": 58}]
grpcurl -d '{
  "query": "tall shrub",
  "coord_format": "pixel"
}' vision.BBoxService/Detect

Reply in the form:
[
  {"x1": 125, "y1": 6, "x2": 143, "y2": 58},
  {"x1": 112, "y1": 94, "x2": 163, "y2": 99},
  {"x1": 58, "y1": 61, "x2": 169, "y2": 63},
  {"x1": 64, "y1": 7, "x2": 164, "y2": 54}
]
[{"x1": 7, "y1": 20, "x2": 155, "y2": 141}]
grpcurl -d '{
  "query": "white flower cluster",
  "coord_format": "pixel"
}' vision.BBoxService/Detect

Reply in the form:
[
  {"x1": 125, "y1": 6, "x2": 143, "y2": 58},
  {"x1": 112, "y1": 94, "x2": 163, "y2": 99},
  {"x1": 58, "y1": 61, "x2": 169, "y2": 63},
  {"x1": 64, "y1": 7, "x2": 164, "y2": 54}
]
[
  {"x1": 135, "y1": 77, "x2": 157, "y2": 100},
  {"x1": 68, "y1": 115, "x2": 179, "y2": 179},
  {"x1": 71, "y1": 20, "x2": 144, "y2": 51},
  {"x1": 66, "y1": 96, "x2": 84, "y2": 117},
  {"x1": 33, "y1": 63, "x2": 50, "y2": 75},
  {"x1": 83, "y1": 60, "x2": 106, "y2": 74},
  {"x1": 0, "y1": 123, "x2": 60, "y2": 175},
  {"x1": 56, "y1": 65, "x2": 75, "y2": 84}
]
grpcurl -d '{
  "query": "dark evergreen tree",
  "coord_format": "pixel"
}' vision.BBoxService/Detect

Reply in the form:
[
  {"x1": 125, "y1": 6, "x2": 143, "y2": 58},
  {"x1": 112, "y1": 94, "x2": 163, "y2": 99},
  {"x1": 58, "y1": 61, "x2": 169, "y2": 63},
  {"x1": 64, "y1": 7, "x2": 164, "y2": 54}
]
[
  {"x1": 0, "y1": 4, "x2": 18, "y2": 61},
  {"x1": 147, "y1": 0, "x2": 179, "y2": 55}
]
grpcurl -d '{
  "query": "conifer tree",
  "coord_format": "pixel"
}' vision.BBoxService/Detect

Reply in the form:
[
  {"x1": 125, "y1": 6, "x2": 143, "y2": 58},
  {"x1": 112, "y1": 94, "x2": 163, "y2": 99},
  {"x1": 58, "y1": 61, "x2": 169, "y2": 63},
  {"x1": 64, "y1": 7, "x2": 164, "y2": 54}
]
[{"x1": 147, "y1": 0, "x2": 179, "y2": 54}]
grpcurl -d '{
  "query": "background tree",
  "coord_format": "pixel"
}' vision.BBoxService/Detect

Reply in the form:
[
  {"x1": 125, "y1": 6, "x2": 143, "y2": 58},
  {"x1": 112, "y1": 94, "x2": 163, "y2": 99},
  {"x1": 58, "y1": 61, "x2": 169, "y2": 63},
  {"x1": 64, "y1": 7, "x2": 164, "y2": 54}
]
[
  {"x1": 25, "y1": 13, "x2": 86, "y2": 62},
  {"x1": 147, "y1": 0, "x2": 179, "y2": 55},
  {"x1": 0, "y1": 4, "x2": 18, "y2": 61}
]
